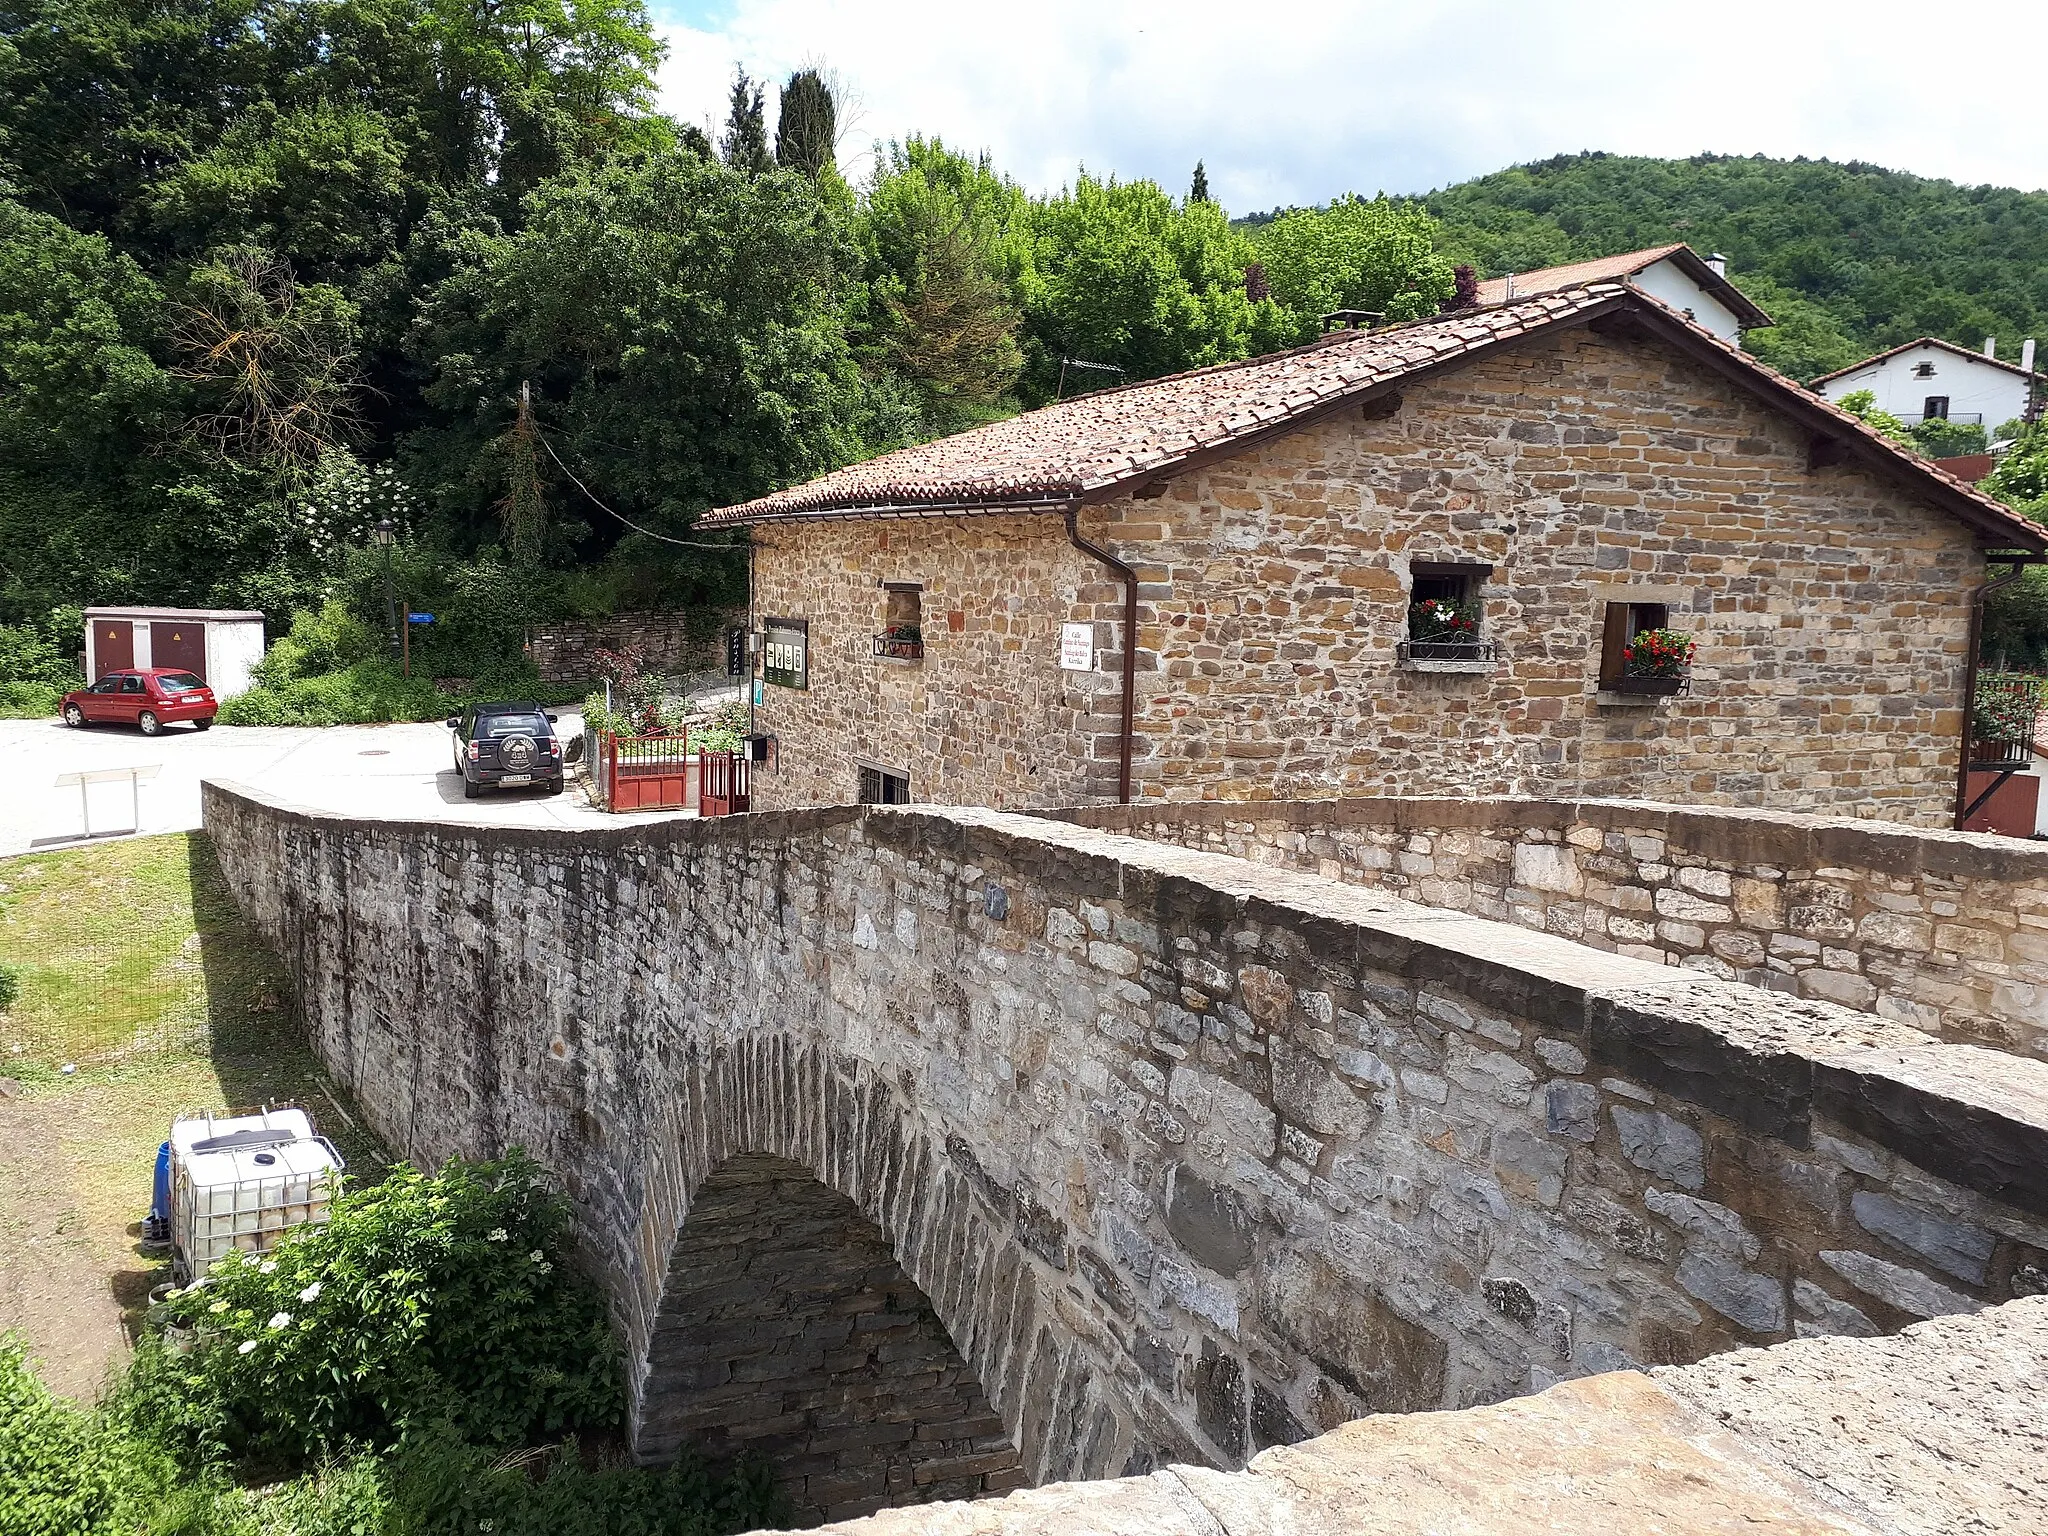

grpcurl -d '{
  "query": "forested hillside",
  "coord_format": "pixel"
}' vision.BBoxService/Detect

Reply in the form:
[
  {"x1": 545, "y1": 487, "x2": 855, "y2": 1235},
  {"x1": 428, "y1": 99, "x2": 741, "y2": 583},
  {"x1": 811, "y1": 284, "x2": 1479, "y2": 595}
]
[{"x1": 1420, "y1": 152, "x2": 2048, "y2": 383}]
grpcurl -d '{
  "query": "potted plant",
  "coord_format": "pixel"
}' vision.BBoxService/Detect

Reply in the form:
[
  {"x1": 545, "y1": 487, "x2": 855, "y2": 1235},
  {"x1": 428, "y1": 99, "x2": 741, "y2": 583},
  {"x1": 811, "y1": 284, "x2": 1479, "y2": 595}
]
[
  {"x1": 1613, "y1": 628, "x2": 1695, "y2": 695},
  {"x1": 1970, "y1": 679, "x2": 2042, "y2": 764},
  {"x1": 1406, "y1": 597, "x2": 1483, "y2": 659}
]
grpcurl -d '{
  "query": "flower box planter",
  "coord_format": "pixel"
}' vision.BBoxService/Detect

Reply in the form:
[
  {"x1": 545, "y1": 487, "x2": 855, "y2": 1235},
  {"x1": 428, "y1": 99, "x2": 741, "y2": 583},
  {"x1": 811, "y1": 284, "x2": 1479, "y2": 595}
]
[
  {"x1": 1608, "y1": 674, "x2": 1688, "y2": 696},
  {"x1": 873, "y1": 632, "x2": 924, "y2": 662}
]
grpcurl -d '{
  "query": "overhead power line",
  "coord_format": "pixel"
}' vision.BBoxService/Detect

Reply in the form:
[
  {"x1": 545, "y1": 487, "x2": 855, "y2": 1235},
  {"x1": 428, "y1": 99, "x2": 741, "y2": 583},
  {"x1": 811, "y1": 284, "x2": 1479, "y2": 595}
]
[{"x1": 531, "y1": 412, "x2": 749, "y2": 553}]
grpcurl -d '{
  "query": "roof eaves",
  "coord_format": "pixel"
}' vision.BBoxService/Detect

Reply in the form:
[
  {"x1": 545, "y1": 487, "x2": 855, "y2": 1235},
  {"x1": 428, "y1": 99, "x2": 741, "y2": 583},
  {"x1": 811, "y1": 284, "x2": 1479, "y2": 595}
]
[
  {"x1": 1652, "y1": 247, "x2": 1775, "y2": 330},
  {"x1": 1808, "y1": 335, "x2": 2043, "y2": 389},
  {"x1": 706, "y1": 491, "x2": 1080, "y2": 528}
]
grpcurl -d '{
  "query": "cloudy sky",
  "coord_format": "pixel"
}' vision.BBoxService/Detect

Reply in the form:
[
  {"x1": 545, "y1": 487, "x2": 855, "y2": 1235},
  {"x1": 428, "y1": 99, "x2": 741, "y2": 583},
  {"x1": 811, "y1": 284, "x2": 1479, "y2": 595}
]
[{"x1": 651, "y1": 0, "x2": 2048, "y2": 210}]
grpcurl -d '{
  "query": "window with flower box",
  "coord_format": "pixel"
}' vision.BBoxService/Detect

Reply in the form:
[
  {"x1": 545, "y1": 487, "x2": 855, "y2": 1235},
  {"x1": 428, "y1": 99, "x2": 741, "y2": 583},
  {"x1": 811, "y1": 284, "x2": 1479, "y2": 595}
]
[
  {"x1": 1399, "y1": 561, "x2": 1496, "y2": 669},
  {"x1": 1599, "y1": 601, "x2": 1696, "y2": 697},
  {"x1": 874, "y1": 582, "x2": 924, "y2": 661}
]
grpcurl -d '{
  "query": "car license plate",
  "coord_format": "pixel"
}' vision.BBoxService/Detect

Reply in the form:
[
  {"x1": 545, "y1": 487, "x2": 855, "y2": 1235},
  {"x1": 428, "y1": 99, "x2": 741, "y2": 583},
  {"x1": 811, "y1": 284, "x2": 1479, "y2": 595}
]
[{"x1": 500, "y1": 774, "x2": 531, "y2": 787}]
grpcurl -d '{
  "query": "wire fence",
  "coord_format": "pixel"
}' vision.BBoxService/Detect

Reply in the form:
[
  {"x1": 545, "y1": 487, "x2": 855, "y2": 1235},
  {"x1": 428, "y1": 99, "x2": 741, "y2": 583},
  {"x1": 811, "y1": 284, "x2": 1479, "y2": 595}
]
[{"x1": 0, "y1": 832, "x2": 290, "y2": 1071}]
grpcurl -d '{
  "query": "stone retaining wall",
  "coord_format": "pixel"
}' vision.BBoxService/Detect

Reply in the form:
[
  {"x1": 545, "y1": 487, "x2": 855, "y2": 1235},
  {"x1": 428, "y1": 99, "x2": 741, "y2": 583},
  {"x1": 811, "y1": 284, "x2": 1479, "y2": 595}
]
[
  {"x1": 528, "y1": 608, "x2": 746, "y2": 686},
  {"x1": 1054, "y1": 797, "x2": 2048, "y2": 1063},
  {"x1": 203, "y1": 785, "x2": 2048, "y2": 1524}
]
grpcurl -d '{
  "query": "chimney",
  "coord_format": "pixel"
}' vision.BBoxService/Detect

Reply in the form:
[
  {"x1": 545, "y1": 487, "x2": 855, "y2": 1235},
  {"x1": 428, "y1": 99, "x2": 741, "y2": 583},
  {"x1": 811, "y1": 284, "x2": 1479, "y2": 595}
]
[
  {"x1": 1705, "y1": 252, "x2": 1728, "y2": 277},
  {"x1": 1985, "y1": 337, "x2": 1998, "y2": 360},
  {"x1": 2023, "y1": 339, "x2": 2037, "y2": 374}
]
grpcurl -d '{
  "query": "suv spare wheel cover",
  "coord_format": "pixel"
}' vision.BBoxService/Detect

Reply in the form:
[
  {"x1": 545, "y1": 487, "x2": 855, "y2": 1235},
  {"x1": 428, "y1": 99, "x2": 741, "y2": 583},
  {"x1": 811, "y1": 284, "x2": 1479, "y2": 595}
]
[{"x1": 499, "y1": 734, "x2": 537, "y2": 773}]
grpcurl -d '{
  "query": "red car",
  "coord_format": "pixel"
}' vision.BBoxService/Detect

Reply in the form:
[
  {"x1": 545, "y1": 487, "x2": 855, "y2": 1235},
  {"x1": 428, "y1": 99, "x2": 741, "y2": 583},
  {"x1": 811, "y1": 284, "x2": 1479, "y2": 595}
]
[{"x1": 61, "y1": 669, "x2": 217, "y2": 735}]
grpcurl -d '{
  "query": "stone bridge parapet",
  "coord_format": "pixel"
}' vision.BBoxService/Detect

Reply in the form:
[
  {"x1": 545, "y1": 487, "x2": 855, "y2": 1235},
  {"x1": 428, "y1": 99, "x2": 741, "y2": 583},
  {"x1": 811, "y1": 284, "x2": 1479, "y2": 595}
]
[
  {"x1": 1056, "y1": 796, "x2": 2048, "y2": 1062},
  {"x1": 201, "y1": 783, "x2": 2048, "y2": 1526}
]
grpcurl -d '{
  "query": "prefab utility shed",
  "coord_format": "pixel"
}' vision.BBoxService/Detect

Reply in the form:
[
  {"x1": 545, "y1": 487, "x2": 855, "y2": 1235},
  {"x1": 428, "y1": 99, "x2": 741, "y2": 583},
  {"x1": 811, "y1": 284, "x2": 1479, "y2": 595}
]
[{"x1": 84, "y1": 607, "x2": 267, "y2": 697}]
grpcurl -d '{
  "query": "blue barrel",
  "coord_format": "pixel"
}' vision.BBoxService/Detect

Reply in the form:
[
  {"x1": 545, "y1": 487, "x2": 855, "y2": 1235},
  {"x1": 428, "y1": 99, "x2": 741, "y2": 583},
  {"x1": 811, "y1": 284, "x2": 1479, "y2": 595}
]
[{"x1": 147, "y1": 1141, "x2": 171, "y2": 1242}]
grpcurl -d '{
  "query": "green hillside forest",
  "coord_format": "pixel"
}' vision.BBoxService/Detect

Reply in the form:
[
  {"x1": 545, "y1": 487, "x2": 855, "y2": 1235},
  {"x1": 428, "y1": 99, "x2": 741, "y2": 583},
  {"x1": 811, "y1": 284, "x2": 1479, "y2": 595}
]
[
  {"x1": 1421, "y1": 152, "x2": 2048, "y2": 385},
  {"x1": 2, "y1": 0, "x2": 2046, "y2": 703}
]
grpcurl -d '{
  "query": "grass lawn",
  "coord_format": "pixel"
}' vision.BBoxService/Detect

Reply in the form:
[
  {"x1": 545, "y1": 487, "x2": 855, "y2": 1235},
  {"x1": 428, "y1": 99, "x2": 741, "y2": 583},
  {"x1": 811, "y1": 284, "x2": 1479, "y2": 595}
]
[{"x1": 0, "y1": 832, "x2": 382, "y2": 1400}]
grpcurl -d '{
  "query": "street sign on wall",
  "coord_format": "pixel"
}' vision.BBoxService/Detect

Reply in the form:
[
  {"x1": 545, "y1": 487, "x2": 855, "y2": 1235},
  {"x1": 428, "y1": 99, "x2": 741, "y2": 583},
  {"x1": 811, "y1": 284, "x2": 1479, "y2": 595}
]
[{"x1": 1060, "y1": 622, "x2": 1095, "y2": 671}]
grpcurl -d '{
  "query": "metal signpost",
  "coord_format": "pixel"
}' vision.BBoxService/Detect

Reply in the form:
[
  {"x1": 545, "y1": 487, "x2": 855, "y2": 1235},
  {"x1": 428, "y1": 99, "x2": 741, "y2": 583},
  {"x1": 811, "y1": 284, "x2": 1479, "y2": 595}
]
[{"x1": 403, "y1": 612, "x2": 433, "y2": 676}]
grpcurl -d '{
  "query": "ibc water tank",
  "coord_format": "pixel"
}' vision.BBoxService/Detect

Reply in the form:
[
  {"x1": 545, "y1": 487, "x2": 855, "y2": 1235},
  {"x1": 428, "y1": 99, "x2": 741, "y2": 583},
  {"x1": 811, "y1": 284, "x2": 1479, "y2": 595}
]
[{"x1": 168, "y1": 1106, "x2": 345, "y2": 1283}]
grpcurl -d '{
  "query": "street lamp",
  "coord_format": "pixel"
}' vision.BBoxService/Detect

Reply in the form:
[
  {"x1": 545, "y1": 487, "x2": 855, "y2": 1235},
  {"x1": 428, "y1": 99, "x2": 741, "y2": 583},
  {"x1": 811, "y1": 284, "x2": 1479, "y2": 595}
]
[{"x1": 371, "y1": 518, "x2": 397, "y2": 657}]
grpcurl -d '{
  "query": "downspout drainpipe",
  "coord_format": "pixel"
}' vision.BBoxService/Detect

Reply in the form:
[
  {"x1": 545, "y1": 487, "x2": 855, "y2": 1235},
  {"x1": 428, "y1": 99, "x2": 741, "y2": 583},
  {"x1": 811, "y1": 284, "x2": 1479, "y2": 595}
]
[
  {"x1": 1064, "y1": 505, "x2": 1138, "y2": 804},
  {"x1": 1954, "y1": 554, "x2": 2036, "y2": 829}
]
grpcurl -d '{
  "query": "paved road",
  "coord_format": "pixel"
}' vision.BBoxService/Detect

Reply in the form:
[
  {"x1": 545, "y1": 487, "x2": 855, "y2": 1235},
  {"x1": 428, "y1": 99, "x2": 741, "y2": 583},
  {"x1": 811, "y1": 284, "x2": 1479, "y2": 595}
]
[{"x1": 0, "y1": 711, "x2": 685, "y2": 856}]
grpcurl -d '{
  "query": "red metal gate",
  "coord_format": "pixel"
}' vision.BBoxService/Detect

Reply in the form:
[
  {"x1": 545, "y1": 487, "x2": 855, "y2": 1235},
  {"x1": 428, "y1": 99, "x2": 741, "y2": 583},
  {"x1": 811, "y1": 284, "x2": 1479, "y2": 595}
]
[
  {"x1": 701, "y1": 751, "x2": 750, "y2": 816},
  {"x1": 606, "y1": 732, "x2": 693, "y2": 812}
]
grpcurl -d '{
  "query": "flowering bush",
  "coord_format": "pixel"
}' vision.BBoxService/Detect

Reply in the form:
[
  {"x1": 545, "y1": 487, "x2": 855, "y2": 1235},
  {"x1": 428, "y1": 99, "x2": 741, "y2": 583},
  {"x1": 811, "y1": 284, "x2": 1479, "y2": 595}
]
[
  {"x1": 1408, "y1": 597, "x2": 1479, "y2": 642},
  {"x1": 1621, "y1": 628, "x2": 1695, "y2": 678},
  {"x1": 134, "y1": 1151, "x2": 619, "y2": 1469},
  {"x1": 1971, "y1": 675, "x2": 2045, "y2": 745}
]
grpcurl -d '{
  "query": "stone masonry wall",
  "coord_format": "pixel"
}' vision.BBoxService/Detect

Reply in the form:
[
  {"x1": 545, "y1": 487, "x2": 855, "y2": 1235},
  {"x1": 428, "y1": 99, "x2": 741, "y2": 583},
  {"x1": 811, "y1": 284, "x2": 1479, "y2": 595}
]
[
  {"x1": 203, "y1": 783, "x2": 2048, "y2": 1520},
  {"x1": 748, "y1": 322, "x2": 1982, "y2": 823},
  {"x1": 641, "y1": 1154, "x2": 1023, "y2": 1523},
  {"x1": 749, "y1": 514, "x2": 1120, "y2": 811},
  {"x1": 528, "y1": 608, "x2": 747, "y2": 686},
  {"x1": 1055, "y1": 797, "x2": 2048, "y2": 1064}
]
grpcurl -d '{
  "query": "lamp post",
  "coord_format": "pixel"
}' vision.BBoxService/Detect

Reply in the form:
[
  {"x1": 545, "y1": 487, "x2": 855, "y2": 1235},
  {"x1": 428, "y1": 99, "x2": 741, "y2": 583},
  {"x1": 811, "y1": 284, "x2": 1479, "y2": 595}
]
[{"x1": 371, "y1": 518, "x2": 397, "y2": 658}]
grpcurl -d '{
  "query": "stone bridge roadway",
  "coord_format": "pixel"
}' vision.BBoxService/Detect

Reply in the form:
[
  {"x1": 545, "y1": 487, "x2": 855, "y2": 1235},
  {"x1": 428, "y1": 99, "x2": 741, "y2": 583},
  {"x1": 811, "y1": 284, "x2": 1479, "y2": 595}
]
[{"x1": 202, "y1": 784, "x2": 2048, "y2": 1527}]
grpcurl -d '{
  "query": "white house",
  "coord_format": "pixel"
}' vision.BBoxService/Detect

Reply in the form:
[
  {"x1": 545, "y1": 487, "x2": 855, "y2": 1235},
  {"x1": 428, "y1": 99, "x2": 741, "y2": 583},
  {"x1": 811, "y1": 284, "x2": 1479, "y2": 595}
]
[
  {"x1": 83, "y1": 606, "x2": 267, "y2": 697},
  {"x1": 1810, "y1": 337, "x2": 2041, "y2": 433},
  {"x1": 1473, "y1": 243, "x2": 1772, "y2": 343}
]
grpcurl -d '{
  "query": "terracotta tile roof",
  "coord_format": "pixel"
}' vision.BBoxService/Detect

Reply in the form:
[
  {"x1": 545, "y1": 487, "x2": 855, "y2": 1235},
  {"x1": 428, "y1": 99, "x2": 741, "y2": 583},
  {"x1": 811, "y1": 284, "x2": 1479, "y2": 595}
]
[
  {"x1": 704, "y1": 283, "x2": 2044, "y2": 553},
  {"x1": 705, "y1": 287, "x2": 1630, "y2": 525},
  {"x1": 1808, "y1": 335, "x2": 2044, "y2": 388},
  {"x1": 1472, "y1": 243, "x2": 1773, "y2": 331},
  {"x1": 1471, "y1": 245, "x2": 1688, "y2": 305}
]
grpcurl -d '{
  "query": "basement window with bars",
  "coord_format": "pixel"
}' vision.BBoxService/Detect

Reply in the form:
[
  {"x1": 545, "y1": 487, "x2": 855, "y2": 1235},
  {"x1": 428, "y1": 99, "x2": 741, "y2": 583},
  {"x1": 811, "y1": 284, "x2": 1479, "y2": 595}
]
[{"x1": 858, "y1": 765, "x2": 910, "y2": 804}]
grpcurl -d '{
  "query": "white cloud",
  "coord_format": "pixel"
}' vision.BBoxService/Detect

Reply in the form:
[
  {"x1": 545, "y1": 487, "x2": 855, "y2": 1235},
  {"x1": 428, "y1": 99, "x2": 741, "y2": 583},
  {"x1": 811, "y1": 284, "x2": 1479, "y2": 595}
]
[{"x1": 652, "y1": 0, "x2": 2048, "y2": 208}]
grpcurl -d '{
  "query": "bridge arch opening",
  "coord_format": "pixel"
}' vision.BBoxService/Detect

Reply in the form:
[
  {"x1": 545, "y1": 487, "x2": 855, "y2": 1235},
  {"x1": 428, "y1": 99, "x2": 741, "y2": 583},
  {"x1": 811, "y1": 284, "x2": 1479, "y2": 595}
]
[{"x1": 636, "y1": 1153, "x2": 1024, "y2": 1525}]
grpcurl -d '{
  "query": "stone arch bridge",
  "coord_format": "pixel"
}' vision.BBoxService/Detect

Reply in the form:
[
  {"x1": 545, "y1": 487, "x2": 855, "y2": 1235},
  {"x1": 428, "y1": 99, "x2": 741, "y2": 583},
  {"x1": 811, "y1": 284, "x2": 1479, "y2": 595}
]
[{"x1": 202, "y1": 785, "x2": 2048, "y2": 1528}]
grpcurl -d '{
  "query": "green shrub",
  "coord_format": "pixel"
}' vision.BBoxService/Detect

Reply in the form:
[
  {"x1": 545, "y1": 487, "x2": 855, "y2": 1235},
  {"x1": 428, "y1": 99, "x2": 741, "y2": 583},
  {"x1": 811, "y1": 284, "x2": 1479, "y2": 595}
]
[
  {"x1": 383, "y1": 1422, "x2": 785, "y2": 1536},
  {"x1": 0, "y1": 961, "x2": 18, "y2": 1012},
  {"x1": 0, "y1": 622, "x2": 80, "y2": 717},
  {"x1": 0, "y1": 1337, "x2": 177, "y2": 1536},
  {"x1": 219, "y1": 658, "x2": 448, "y2": 726},
  {"x1": 138, "y1": 1151, "x2": 620, "y2": 1469},
  {"x1": 253, "y1": 600, "x2": 380, "y2": 688},
  {"x1": 0, "y1": 680, "x2": 64, "y2": 718},
  {"x1": 1909, "y1": 416, "x2": 1988, "y2": 459}
]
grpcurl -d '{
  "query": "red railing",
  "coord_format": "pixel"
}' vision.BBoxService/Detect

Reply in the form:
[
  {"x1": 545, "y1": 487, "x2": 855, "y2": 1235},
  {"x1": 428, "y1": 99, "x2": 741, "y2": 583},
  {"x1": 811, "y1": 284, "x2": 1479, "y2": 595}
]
[
  {"x1": 606, "y1": 731, "x2": 694, "y2": 812},
  {"x1": 701, "y1": 750, "x2": 750, "y2": 816}
]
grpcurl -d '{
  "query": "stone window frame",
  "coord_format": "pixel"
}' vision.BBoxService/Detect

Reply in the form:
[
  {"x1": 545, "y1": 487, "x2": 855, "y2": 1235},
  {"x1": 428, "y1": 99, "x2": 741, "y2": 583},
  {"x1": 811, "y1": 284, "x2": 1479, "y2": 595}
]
[
  {"x1": 876, "y1": 581, "x2": 925, "y2": 663},
  {"x1": 1592, "y1": 583, "x2": 1689, "y2": 700},
  {"x1": 1400, "y1": 559, "x2": 1497, "y2": 674}
]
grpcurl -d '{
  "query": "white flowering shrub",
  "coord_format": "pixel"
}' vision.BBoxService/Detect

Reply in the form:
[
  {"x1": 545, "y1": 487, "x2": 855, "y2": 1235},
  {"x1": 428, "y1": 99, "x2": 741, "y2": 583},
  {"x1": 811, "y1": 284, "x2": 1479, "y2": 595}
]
[
  {"x1": 293, "y1": 453, "x2": 425, "y2": 572},
  {"x1": 136, "y1": 1150, "x2": 618, "y2": 1467}
]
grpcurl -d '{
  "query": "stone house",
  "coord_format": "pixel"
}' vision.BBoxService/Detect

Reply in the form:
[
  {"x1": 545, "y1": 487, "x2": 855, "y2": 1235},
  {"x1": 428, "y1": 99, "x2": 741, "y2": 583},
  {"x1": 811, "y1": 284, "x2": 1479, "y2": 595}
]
[{"x1": 702, "y1": 284, "x2": 2045, "y2": 825}]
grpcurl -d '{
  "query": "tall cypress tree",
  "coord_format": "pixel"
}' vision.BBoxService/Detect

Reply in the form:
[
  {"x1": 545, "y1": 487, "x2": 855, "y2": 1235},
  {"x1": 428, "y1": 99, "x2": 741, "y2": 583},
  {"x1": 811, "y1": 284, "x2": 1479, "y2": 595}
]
[
  {"x1": 774, "y1": 69, "x2": 837, "y2": 178},
  {"x1": 1189, "y1": 161, "x2": 1211, "y2": 204},
  {"x1": 720, "y1": 69, "x2": 771, "y2": 176}
]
